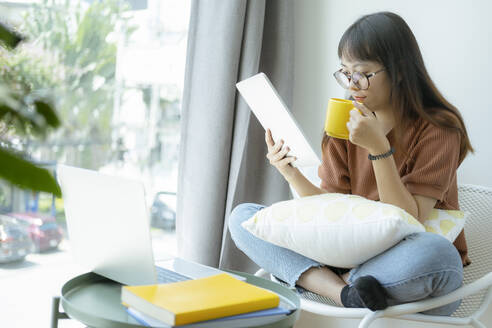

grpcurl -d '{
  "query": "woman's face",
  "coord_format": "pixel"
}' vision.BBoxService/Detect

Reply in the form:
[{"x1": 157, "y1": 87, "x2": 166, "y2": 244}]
[{"x1": 340, "y1": 56, "x2": 392, "y2": 112}]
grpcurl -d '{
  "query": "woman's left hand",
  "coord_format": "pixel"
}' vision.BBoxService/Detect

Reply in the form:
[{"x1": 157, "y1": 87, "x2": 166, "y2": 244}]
[{"x1": 347, "y1": 101, "x2": 390, "y2": 154}]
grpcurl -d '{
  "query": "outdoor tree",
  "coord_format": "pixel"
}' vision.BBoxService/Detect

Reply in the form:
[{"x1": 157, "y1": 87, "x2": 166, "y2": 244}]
[
  {"x1": 0, "y1": 22, "x2": 61, "y2": 196},
  {"x1": 8, "y1": 0, "x2": 136, "y2": 169}
]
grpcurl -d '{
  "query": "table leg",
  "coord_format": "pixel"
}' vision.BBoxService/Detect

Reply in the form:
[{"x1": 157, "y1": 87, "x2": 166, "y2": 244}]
[{"x1": 51, "y1": 296, "x2": 70, "y2": 328}]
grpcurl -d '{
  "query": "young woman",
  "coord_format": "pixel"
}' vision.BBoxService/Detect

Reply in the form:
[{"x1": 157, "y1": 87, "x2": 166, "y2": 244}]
[{"x1": 228, "y1": 12, "x2": 473, "y2": 315}]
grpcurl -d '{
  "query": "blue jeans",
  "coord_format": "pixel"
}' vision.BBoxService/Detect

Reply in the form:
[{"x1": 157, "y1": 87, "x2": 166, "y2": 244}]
[{"x1": 228, "y1": 203, "x2": 463, "y2": 315}]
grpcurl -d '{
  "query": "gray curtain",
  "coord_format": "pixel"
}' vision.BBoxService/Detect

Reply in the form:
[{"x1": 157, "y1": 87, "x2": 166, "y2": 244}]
[{"x1": 177, "y1": 0, "x2": 295, "y2": 274}]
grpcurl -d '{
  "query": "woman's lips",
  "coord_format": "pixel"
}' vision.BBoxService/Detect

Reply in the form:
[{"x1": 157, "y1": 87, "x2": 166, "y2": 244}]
[{"x1": 354, "y1": 96, "x2": 366, "y2": 102}]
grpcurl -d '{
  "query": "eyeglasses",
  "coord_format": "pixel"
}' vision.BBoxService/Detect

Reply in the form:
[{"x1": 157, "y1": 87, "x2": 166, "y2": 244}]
[{"x1": 333, "y1": 68, "x2": 385, "y2": 90}]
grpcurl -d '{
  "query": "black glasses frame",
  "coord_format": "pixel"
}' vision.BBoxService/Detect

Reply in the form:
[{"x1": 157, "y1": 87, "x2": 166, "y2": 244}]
[{"x1": 333, "y1": 68, "x2": 385, "y2": 90}]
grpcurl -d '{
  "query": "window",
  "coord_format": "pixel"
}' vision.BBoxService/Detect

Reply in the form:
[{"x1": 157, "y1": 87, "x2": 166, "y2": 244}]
[{"x1": 0, "y1": 0, "x2": 190, "y2": 326}]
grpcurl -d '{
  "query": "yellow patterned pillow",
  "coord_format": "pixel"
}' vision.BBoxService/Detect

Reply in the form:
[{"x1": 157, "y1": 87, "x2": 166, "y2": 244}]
[
  {"x1": 423, "y1": 209, "x2": 467, "y2": 242},
  {"x1": 242, "y1": 193, "x2": 467, "y2": 268}
]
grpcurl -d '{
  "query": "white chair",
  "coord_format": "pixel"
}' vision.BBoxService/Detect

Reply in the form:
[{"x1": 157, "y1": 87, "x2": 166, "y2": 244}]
[{"x1": 255, "y1": 167, "x2": 492, "y2": 328}]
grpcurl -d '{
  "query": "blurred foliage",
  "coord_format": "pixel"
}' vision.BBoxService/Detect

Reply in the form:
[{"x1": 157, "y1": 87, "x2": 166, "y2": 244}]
[
  {"x1": 0, "y1": 182, "x2": 9, "y2": 211},
  {"x1": 7, "y1": 0, "x2": 136, "y2": 169},
  {"x1": 0, "y1": 22, "x2": 23, "y2": 48},
  {"x1": 0, "y1": 0, "x2": 136, "y2": 198},
  {"x1": 0, "y1": 22, "x2": 61, "y2": 196}
]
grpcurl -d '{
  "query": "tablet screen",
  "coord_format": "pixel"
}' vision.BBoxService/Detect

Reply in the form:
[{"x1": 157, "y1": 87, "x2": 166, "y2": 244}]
[{"x1": 236, "y1": 73, "x2": 321, "y2": 168}]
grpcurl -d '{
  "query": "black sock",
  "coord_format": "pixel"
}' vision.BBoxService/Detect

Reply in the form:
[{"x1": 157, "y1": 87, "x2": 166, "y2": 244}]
[
  {"x1": 340, "y1": 284, "x2": 363, "y2": 308},
  {"x1": 340, "y1": 275, "x2": 388, "y2": 311}
]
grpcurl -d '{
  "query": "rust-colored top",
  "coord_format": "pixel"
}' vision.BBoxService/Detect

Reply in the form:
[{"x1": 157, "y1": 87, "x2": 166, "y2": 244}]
[{"x1": 318, "y1": 117, "x2": 469, "y2": 266}]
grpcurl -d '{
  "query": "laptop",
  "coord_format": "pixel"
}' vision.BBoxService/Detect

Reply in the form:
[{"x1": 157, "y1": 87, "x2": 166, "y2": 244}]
[
  {"x1": 57, "y1": 164, "x2": 245, "y2": 286},
  {"x1": 236, "y1": 72, "x2": 321, "y2": 168}
]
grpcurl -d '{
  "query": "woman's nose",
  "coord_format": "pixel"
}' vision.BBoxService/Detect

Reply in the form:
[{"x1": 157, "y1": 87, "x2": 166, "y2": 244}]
[{"x1": 349, "y1": 79, "x2": 360, "y2": 91}]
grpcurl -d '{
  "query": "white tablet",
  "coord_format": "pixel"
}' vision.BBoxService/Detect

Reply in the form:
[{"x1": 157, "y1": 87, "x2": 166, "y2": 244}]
[{"x1": 236, "y1": 72, "x2": 321, "y2": 168}]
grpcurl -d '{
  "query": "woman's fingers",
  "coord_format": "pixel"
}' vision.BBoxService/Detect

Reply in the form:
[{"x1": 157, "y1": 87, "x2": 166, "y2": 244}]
[
  {"x1": 265, "y1": 129, "x2": 285, "y2": 153},
  {"x1": 272, "y1": 139, "x2": 284, "y2": 153},
  {"x1": 271, "y1": 146, "x2": 290, "y2": 162},
  {"x1": 267, "y1": 145, "x2": 288, "y2": 163},
  {"x1": 264, "y1": 129, "x2": 296, "y2": 168},
  {"x1": 347, "y1": 115, "x2": 357, "y2": 130},
  {"x1": 276, "y1": 156, "x2": 297, "y2": 167},
  {"x1": 265, "y1": 129, "x2": 273, "y2": 146},
  {"x1": 352, "y1": 101, "x2": 375, "y2": 118},
  {"x1": 266, "y1": 141, "x2": 285, "y2": 161},
  {"x1": 350, "y1": 109, "x2": 362, "y2": 120},
  {"x1": 265, "y1": 129, "x2": 275, "y2": 149}
]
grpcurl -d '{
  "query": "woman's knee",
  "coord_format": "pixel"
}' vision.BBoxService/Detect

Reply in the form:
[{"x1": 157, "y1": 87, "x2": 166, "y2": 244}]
[
  {"x1": 353, "y1": 232, "x2": 462, "y2": 281},
  {"x1": 383, "y1": 232, "x2": 462, "y2": 275},
  {"x1": 421, "y1": 268, "x2": 463, "y2": 315},
  {"x1": 376, "y1": 233, "x2": 463, "y2": 313},
  {"x1": 228, "y1": 203, "x2": 264, "y2": 236},
  {"x1": 428, "y1": 256, "x2": 463, "y2": 299},
  {"x1": 387, "y1": 232, "x2": 463, "y2": 286},
  {"x1": 410, "y1": 232, "x2": 463, "y2": 273},
  {"x1": 381, "y1": 264, "x2": 462, "y2": 315}
]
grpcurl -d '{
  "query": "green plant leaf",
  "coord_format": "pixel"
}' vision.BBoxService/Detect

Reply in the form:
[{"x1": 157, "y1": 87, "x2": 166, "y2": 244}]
[
  {"x1": 0, "y1": 22, "x2": 24, "y2": 49},
  {"x1": 34, "y1": 100, "x2": 61, "y2": 128},
  {"x1": 0, "y1": 147, "x2": 61, "y2": 197},
  {"x1": 0, "y1": 102, "x2": 44, "y2": 136}
]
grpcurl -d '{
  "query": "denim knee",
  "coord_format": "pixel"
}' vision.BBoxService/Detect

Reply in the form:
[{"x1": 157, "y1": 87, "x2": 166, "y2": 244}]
[
  {"x1": 228, "y1": 203, "x2": 262, "y2": 237},
  {"x1": 349, "y1": 232, "x2": 463, "y2": 315},
  {"x1": 350, "y1": 232, "x2": 463, "y2": 283},
  {"x1": 227, "y1": 202, "x2": 321, "y2": 286},
  {"x1": 420, "y1": 270, "x2": 463, "y2": 316},
  {"x1": 402, "y1": 232, "x2": 463, "y2": 275},
  {"x1": 383, "y1": 266, "x2": 463, "y2": 315}
]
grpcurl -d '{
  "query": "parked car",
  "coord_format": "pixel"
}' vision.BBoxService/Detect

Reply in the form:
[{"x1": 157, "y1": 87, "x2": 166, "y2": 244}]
[
  {"x1": 6, "y1": 212, "x2": 63, "y2": 252},
  {"x1": 0, "y1": 215, "x2": 33, "y2": 263},
  {"x1": 150, "y1": 192, "x2": 176, "y2": 230}
]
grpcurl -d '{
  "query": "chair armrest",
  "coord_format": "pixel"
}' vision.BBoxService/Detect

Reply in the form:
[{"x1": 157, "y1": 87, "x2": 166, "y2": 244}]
[
  {"x1": 379, "y1": 272, "x2": 492, "y2": 317},
  {"x1": 255, "y1": 269, "x2": 492, "y2": 320}
]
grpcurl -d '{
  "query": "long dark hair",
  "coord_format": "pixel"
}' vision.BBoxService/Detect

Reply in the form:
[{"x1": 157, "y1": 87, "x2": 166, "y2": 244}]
[{"x1": 322, "y1": 11, "x2": 473, "y2": 163}]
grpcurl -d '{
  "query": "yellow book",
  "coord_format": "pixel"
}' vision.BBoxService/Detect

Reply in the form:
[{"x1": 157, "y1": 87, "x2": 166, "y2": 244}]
[{"x1": 121, "y1": 273, "x2": 280, "y2": 326}]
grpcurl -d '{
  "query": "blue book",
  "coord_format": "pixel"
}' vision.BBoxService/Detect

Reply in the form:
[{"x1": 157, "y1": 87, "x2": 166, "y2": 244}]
[{"x1": 126, "y1": 306, "x2": 290, "y2": 327}]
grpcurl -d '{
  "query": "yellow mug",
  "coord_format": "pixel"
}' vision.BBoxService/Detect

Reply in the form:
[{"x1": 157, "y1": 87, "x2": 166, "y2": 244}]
[{"x1": 324, "y1": 98, "x2": 357, "y2": 140}]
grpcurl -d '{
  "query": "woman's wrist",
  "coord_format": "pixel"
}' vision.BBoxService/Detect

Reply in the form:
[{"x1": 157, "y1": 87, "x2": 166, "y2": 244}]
[
  {"x1": 285, "y1": 167, "x2": 324, "y2": 197},
  {"x1": 368, "y1": 137, "x2": 391, "y2": 156},
  {"x1": 284, "y1": 166, "x2": 301, "y2": 183}
]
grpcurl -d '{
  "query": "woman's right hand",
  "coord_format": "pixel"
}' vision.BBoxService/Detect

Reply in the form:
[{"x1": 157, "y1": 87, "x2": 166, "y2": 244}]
[{"x1": 265, "y1": 129, "x2": 298, "y2": 180}]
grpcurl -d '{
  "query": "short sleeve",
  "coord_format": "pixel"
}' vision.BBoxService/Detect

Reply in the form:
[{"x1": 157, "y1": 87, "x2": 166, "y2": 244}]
[
  {"x1": 401, "y1": 124, "x2": 461, "y2": 201},
  {"x1": 318, "y1": 137, "x2": 351, "y2": 194}
]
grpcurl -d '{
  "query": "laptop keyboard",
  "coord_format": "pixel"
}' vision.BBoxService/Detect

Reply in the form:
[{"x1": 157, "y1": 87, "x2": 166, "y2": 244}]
[{"x1": 155, "y1": 266, "x2": 191, "y2": 283}]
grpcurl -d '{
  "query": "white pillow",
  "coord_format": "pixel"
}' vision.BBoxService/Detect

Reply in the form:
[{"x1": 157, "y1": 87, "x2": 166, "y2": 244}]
[{"x1": 241, "y1": 193, "x2": 466, "y2": 268}]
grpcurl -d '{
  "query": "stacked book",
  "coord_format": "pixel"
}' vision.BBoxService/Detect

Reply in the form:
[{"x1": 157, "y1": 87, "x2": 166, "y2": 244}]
[{"x1": 121, "y1": 273, "x2": 294, "y2": 327}]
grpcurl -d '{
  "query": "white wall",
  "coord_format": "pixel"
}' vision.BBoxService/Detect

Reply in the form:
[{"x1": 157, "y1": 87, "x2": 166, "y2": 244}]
[{"x1": 293, "y1": 0, "x2": 492, "y2": 188}]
